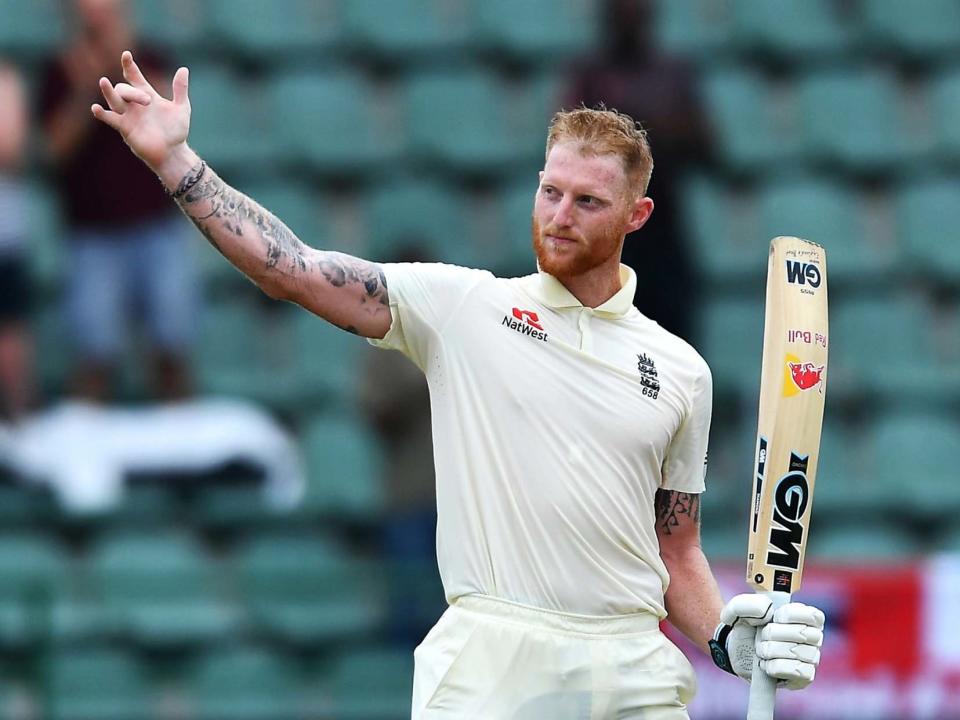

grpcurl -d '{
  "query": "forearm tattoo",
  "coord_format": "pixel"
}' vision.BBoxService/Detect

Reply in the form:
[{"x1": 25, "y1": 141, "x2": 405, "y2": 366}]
[
  {"x1": 654, "y1": 490, "x2": 701, "y2": 536},
  {"x1": 172, "y1": 161, "x2": 389, "y2": 312}
]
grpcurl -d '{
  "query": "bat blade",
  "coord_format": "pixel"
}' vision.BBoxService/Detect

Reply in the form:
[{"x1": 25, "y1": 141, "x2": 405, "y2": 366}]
[{"x1": 745, "y1": 236, "x2": 828, "y2": 720}]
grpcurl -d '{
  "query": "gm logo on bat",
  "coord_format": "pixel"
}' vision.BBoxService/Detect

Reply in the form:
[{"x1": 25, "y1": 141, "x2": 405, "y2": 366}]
[
  {"x1": 766, "y1": 452, "x2": 810, "y2": 571},
  {"x1": 785, "y1": 260, "x2": 821, "y2": 295}
]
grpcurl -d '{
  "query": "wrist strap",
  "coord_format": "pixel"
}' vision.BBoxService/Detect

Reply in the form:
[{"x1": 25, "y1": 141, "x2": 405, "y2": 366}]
[{"x1": 709, "y1": 622, "x2": 736, "y2": 675}]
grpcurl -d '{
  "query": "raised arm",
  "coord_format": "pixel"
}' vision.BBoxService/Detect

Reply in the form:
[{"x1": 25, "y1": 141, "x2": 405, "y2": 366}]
[{"x1": 91, "y1": 51, "x2": 391, "y2": 339}]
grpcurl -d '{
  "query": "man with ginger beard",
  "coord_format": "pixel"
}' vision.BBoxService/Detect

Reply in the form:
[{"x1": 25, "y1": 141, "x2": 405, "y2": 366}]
[{"x1": 93, "y1": 51, "x2": 826, "y2": 717}]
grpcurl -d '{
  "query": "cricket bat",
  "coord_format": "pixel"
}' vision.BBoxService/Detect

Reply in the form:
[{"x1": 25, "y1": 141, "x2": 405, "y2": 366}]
[{"x1": 745, "y1": 237, "x2": 828, "y2": 720}]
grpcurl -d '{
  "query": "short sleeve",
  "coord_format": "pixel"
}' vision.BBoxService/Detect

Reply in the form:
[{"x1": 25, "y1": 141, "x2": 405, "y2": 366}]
[
  {"x1": 368, "y1": 262, "x2": 493, "y2": 370},
  {"x1": 660, "y1": 357, "x2": 713, "y2": 493}
]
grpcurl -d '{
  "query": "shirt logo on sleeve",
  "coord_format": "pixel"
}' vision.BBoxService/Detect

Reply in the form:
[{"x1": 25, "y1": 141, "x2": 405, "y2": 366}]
[
  {"x1": 637, "y1": 353, "x2": 660, "y2": 399},
  {"x1": 502, "y1": 308, "x2": 548, "y2": 342}
]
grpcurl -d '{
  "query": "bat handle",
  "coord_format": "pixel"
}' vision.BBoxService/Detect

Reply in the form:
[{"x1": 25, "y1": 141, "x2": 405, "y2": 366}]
[{"x1": 746, "y1": 590, "x2": 791, "y2": 720}]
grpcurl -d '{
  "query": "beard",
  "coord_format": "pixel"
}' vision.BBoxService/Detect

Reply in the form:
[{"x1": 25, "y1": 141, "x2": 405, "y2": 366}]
[{"x1": 531, "y1": 215, "x2": 623, "y2": 280}]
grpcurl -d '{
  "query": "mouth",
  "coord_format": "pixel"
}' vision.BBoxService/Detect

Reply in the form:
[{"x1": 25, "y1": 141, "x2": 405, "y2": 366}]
[{"x1": 545, "y1": 234, "x2": 577, "y2": 246}]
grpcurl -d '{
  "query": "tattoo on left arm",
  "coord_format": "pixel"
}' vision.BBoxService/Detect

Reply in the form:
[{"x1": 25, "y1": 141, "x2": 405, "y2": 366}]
[{"x1": 655, "y1": 490, "x2": 701, "y2": 536}]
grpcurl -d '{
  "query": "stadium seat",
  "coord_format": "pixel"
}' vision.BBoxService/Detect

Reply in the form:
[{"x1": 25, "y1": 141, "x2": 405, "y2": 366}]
[
  {"x1": 682, "y1": 175, "x2": 768, "y2": 289},
  {"x1": 866, "y1": 413, "x2": 960, "y2": 520},
  {"x1": 341, "y1": 0, "x2": 472, "y2": 64},
  {"x1": 187, "y1": 645, "x2": 307, "y2": 720},
  {"x1": 860, "y1": 0, "x2": 960, "y2": 62},
  {"x1": 404, "y1": 68, "x2": 536, "y2": 176},
  {"x1": 492, "y1": 178, "x2": 541, "y2": 277},
  {"x1": 24, "y1": 180, "x2": 65, "y2": 293},
  {"x1": 654, "y1": 0, "x2": 734, "y2": 60},
  {"x1": 756, "y1": 176, "x2": 897, "y2": 284},
  {"x1": 205, "y1": 0, "x2": 340, "y2": 60},
  {"x1": 131, "y1": 0, "x2": 205, "y2": 53},
  {"x1": 86, "y1": 531, "x2": 238, "y2": 647},
  {"x1": 293, "y1": 309, "x2": 367, "y2": 408},
  {"x1": 186, "y1": 65, "x2": 276, "y2": 172},
  {"x1": 932, "y1": 67, "x2": 960, "y2": 162},
  {"x1": 830, "y1": 295, "x2": 941, "y2": 403},
  {"x1": 363, "y1": 177, "x2": 473, "y2": 265},
  {"x1": 324, "y1": 646, "x2": 414, "y2": 720},
  {"x1": 730, "y1": 0, "x2": 853, "y2": 61},
  {"x1": 46, "y1": 647, "x2": 153, "y2": 720},
  {"x1": 701, "y1": 519, "x2": 750, "y2": 563},
  {"x1": 231, "y1": 532, "x2": 385, "y2": 645},
  {"x1": 809, "y1": 420, "x2": 879, "y2": 515},
  {"x1": 272, "y1": 69, "x2": 393, "y2": 177},
  {"x1": 809, "y1": 522, "x2": 923, "y2": 563},
  {"x1": 701, "y1": 66, "x2": 797, "y2": 173},
  {"x1": 469, "y1": 0, "x2": 597, "y2": 66},
  {"x1": 298, "y1": 414, "x2": 384, "y2": 521},
  {"x1": 0, "y1": 0, "x2": 65, "y2": 58},
  {"x1": 0, "y1": 534, "x2": 75, "y2": 646},
  {"x1": 696, "y1": 295, "x2": 764, "y2": 400},
  {"x1": 797, "y1": 68, "x2": 918, "y2": 174},
  {"x1": 896, "y1": 175, "x2": 960, "y2": 281}
]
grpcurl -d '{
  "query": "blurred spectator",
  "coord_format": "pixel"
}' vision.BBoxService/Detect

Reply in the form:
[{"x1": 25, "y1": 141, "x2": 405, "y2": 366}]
[
  {"x1": 565, "y1": 0, "x2": 713, "y2": 342},
  {"x1": 0, "y1": 60, "x2": 36, "y2": 423},
  {"x1": 359, "y1": 243, "x2": 439, "y2": 643},
  {"x1": 38, "y1": 0, "x2": 198, "y2": 402}
]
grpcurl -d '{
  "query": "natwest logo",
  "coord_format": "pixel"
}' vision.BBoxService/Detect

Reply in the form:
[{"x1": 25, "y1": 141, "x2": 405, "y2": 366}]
[{"x1": 502, "y1": 307, "x2": 548, "y2": 342}]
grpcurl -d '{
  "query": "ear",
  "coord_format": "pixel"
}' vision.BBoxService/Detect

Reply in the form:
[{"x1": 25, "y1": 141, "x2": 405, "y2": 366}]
[{"x1": 626, "y1": 196, "x2": 654, "y2": 234}]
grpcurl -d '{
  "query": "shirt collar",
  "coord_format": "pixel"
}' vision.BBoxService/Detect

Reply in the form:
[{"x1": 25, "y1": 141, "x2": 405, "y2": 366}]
[{"x1": 528, "y1": 264, "x2": 637, "y2": 318}]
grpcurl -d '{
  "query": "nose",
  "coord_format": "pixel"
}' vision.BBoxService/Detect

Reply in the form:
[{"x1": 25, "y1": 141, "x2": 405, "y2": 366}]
[{"x1": 552, "y1": 196, "x2": 575, "y2": 228}]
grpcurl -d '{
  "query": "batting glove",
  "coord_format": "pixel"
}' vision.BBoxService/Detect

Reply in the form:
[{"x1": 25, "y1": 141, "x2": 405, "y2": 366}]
[{"x1": 709, "y1": 594, "x2": 825, "y2": 690}]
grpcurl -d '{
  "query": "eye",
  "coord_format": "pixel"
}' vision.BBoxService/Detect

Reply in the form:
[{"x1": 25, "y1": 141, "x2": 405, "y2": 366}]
[
  {"x1": 578, "y1": 196, "x2": 597, "y2": 206},
  {"x1": 541, "y1": 185, "x2": 557, "y2": 197}
]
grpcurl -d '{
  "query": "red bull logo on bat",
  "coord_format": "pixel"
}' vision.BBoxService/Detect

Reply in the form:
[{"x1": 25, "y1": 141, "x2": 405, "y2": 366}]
[{"x1": 783, "y1": 354, "x2": 825, "y2": 396}]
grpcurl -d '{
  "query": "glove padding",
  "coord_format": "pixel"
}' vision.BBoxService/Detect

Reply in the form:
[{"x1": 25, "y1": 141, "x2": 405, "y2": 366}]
[{"x1": 715, "y1": 594, "x2": 825, "y2": 691}]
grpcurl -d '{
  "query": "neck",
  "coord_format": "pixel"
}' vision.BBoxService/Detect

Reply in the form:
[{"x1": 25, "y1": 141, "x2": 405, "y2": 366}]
[{"x1": 556, "y1": 257, "x2": 623, "y2": 308}]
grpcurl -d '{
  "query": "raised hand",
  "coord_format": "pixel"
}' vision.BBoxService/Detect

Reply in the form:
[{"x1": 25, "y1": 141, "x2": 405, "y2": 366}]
[{"x1": 91, "y1": 50, "x2": 190, "y2": 171}]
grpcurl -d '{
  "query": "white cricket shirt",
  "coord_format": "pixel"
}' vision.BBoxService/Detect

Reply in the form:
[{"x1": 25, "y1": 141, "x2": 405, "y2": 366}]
[{"x1": 369, "y1": 263, "x2": 712, "y2": 618}]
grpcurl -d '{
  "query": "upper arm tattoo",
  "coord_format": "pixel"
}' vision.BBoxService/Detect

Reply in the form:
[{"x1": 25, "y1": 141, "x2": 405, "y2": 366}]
[{"x1": 654, "y1": 489, "x2": 701, "y2": 536}]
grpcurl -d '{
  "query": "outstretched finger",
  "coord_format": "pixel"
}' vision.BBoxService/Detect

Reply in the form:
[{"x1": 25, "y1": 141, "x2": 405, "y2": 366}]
[
  {"x1": 91, "y1": 103, "x2": 124, "y2": 132},
  {"x1": 115, "y1": 82, "x2": 152, "y2": 106},
  {"x1": 121, "y1": 50, "x2": 155, "y2": 93},
  {"x1": 99, "y1": 77, "x2": 127, "y2": 113},
  {"x1": 171, "y1": 66, "x2": 189, "y2": 105}
]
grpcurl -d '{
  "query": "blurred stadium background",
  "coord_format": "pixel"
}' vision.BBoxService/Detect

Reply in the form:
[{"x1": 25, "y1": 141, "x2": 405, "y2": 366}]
[{"x1": 1, "y1": 0, "x2": 960, "y2": 718}]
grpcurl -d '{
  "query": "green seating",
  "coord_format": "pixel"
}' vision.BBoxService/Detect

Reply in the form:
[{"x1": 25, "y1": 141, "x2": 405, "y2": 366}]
[
  {"x1": 861, "y1": 0, "x2": 960, "y2": 61},
  {"x1": 46, "y1": 647, "x2": 153, "y2": 720},
  {"x1": 232, "y1": 533, "x2": 384, "y2": 645},
  {"x1": 298, "y1": 414, "x2": 384, "y2": 521},
  {"x1": 809, "y1": 522, "x2": 923, "y2": 563},
  {"x1": 24, "y1": 180, "x2": 64, "y2": 293},
  {"x1": 932, "y1": 67, "x2": 960, "y2": 161},
  {"x1": 831, "y1": 296, "x2": 940, "y2": 403},
  {"x1": 87, "y1": 531, "x2": 237, "y2": 647},
  {"x1": 696, "y1": 295, "x2": 764, "y2": 400},
  {"x1": 131, "y1": 0, "x2": 205, "y2": 53},
  {"x1": 405, "y1": 68, "x2": 534, "y2": 176},
  {"x1": 273, "y1": 70, "x2": 392, "y2": 176},
  {"x1": 363, "y1": 178, "x2": 471, "y2": 265},
  {"x1": 809, "y1": 421, "x2": 879, "y2": 515},
  {"x1": 489, "y1": 178, "x2": 540, "y2": 276},
  {"x1": 188, "y1": 645, "x2": 306, "y2": 720},
  {"x1": 866, "y1": 414, "x2": 960, "y2": 520},
  {"x1": 682, "y1": 174, "x2": 768, "y2": 288},
  {"x1": 896, "y1": 176, "x2": 960, "y2": 281},
  {"x1": 0, "y1": 534, "x2": 72, "y2": 646},
  {"x1": 342, "y1": 0, "x2": 472, "y2": 63},
  {"x1": 654, "y1": 0, "x2": 734, "y2": 60},
  {"x1": 730, "y1": 0, "x2": 852, "y2": 60},
  {"x1": 0, "y1": 0, "x2": 65, "y2": 57},
  {"x1": 701, "y1": 67, "x2": 795, "y2": 173},
  {"x1": 206, "y1": 0, "x2": 340, "y2": 59},
  {"x1": 470, "y1": 0, "x2": 597, "y2": 66},
  {"x1": 797, "y1": 69, "x2": 916, "y2": 173},
  {"x1": 756, "y1": 176, "x2": 896, "y2": 284},
  {"x1": 293, "y1": 309, "x2": 366, "y2": 408},
  {"x1": 325, "y1": 646, "x2": 414, "y2": 720},
  {"x1": 187, "y1": 65, "x2": 275, "y2": 172}
]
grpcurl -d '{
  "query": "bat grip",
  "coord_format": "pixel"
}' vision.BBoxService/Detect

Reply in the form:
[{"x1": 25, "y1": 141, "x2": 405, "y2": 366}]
[{"x1": 746, "y1": 590, "x2": 791, "y2": 720}]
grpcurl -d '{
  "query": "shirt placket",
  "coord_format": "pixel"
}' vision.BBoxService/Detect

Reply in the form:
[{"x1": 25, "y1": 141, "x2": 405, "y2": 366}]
[{"x1": 577, "y1": 308, "x2": 594, "y2": 354}]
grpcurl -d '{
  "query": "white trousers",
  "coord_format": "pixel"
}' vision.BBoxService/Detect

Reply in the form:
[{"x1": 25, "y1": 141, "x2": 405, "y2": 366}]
[{"x1": 412, "y1": 594, "x2": 697, "y2": 720}]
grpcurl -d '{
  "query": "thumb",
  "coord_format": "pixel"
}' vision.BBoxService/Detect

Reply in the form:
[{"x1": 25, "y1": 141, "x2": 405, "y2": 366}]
[{"x1": 172, "y1": 66, "x2": 189, "y2": 105}]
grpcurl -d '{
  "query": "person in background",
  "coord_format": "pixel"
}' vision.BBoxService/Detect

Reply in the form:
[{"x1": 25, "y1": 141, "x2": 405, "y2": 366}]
[
  {"x1": 38, "y1": 0, "x2": 198, "y2": 402},
  {"x1": 564, "y1": 0, "x2": 713, "y2": 342},
  {"x1": 0, "y1": 60, "x2": 36, "y2": 423}
]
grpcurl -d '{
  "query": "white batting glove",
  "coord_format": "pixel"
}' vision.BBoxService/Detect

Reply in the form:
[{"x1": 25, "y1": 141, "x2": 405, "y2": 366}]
[{"x1": 709, "y1": 594, "x2": 825, "y2": 690}]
